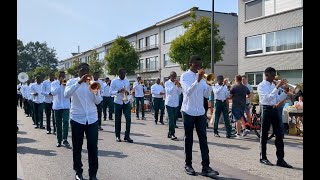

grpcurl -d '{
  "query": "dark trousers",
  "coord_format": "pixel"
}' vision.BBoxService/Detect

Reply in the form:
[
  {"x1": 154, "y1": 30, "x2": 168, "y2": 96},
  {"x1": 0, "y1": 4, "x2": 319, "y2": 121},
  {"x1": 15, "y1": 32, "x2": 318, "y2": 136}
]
[
  {"x1": 166, "y1": 105, "x2": 178, "y2": 135},
  {"x1": 204, "y1": 97, "x2": 208, "y2": 118},
  {"x1": 260, "y1": 106, "x2": 285, "y2": 160},
  {"x1": 19, "y1": 94, "x2": 23, "y2": 108},
  {"x1": 183, "y1": 112, "x2": 210, "y2": 167},
  {"x1": 71, "y1": 120, "x2": 98, "y2": 177},
  {"x1": 28, "y1": 100, "x2": 34, "y2": 123},
  {"x1": 153, "y1": 98, "x2": 164, "y2": 123},
  {"x1": 54, "y1": 109, "x2": 70, "y2": 143},
  {"x1": 135, "y1": 97, "x2": 145, "y2": 118},
  {"x1": 114, "y1": 103, "x2": 131, "y2": 138},
  {"x1": 96, "y1": 102, "x2": 102, "y2": 127},
  {"x1": 102, "y1": 96, "x2": 113, "y2": 120},
  {"x1": 214, "y1": 100, "x2": 232, "y2": 136},
  {"x1": 44, "y1": 102, "x2": 55, "y2": 132},
  {"x1": 23, "y1": 98, "x2": 29, "y2": 115},
  {"x1": 33, "y1": 103, "x2": 44, "y2": 127}
]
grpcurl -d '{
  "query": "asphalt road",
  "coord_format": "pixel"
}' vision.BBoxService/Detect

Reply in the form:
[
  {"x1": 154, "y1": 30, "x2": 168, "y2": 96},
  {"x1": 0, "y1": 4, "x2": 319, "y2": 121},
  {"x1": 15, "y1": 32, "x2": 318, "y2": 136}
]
[{"x1": 17, "y1": 108, "x2": 303, "y2": 180}]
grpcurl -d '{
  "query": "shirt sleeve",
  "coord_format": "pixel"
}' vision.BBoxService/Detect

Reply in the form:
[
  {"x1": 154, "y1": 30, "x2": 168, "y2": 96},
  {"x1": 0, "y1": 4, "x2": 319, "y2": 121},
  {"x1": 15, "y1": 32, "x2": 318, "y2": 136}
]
[
  {"x1": 64, "y1": 79, "x2": 81, "y2": 98},
  {"x1": 51, "y1": 81, "x2": 61, "y2": 96},
  {"x1": 181, "y1": 73, "x2": 199, "y2": 97},
  {"x1": 257, "y1": 83, "x2": 279, "y2": 104}
]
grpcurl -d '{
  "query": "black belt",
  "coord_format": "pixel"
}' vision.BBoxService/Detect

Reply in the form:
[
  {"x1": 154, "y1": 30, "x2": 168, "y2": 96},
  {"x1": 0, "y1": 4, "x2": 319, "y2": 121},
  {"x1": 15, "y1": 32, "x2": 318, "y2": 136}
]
[
  {"x1": 262, "y1": 105, "x2": 276, "y2": 108},
  {"x1": 216, "y1": 99, "x2": 226, "y2": 102}
]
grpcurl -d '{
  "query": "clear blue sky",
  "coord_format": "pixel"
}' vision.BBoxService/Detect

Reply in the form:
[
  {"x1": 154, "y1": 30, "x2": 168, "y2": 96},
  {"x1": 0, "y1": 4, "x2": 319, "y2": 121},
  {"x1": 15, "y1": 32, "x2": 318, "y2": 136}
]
[{"x1": 17, "y1": 0, "x2": 238, "y2": 61}]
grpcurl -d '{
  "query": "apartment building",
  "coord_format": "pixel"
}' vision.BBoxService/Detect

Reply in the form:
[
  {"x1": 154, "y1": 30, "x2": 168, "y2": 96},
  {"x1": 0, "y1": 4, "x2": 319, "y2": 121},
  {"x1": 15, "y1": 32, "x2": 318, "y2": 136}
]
[
  {"x1": 238, "y1": 0, "x2": 303, "y2": 88},
  {"x1": 59, "y1": 7, "x2": 238, "y2": 85}
]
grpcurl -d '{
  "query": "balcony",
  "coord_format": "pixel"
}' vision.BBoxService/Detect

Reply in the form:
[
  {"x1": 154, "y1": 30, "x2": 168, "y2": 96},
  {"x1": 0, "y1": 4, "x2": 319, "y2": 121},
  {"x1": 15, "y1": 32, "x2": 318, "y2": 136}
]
[{"x1": 136, "y1": 44, "x2": 159, "y2": 52}]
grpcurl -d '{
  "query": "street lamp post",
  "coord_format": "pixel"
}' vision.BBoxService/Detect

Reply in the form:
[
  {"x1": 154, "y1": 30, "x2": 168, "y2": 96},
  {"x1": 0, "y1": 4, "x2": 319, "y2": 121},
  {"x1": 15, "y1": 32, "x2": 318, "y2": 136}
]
[{"x1": 211, "y1": 0, "x2": 215, "y2": 74}]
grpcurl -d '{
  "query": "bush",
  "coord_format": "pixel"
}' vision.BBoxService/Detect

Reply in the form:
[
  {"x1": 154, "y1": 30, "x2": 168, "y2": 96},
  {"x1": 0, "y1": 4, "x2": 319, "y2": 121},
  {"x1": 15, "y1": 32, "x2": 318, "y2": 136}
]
[{"x1": 252, "y1": 94, "x2": 259, "y2": 104}]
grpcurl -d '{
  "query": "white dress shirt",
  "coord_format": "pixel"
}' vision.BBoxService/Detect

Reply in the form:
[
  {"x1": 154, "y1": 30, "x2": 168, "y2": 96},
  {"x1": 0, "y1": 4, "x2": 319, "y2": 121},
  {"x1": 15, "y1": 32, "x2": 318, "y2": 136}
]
[
  {"x1": 41, "y1": 79, "x2": 54, "y2": 103},
  {"x1": 151, "y1": 84, "x2": 165, "y2": 98},
  {"x1": 181, "y1": 70, "x2": 211, "y2": 116},
  {"x1": 165, "y1": 80, "x2": 181, "y2": 107},
  {"x1": 102, "y1": 82, "x2": 112, "y2": 97},
  {"x1": 30, "y1": 83, "x2": 45, "y2": 103},
  {"x1": 212, "y1": 83, "x2": 229, "y2": 101},
  {"x1": 133, "y1": 81, "x2": 147, "y2": 98},
  {"x1": 51, "y1": 80, "x2": 71, "y2": 110},
  {"x1": 64, "y1": 77, "x2": 103, "y2": 125},
  {"x1": 20, "y1": 84, "x2": 27, "y2": 99},
  {"x1": 110, "y1": 77, "x2": 131, "y2": 105},
  {"x1": 257, "y1": 80, "x2": 287, "y2": 106}
]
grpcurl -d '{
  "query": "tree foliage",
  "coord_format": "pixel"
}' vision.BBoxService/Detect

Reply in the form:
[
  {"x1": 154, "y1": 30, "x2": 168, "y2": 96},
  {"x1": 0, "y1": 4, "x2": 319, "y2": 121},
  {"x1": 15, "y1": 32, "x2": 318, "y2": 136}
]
[
  {"x1": 88, "y1": 50, "x2": 104, "y2": 75},
  {"x1": 17, "y1": 39, "x2": 59, "y2": 79},
  {"x1": 105, "y1": 36, "x2": 140, "y2": 76},
  {"x1": 169, "y1": 10, "x2": 226, "y2": 71},
  {"x1": 66, "y1": 60, "x2": 80, "y2": 78}
]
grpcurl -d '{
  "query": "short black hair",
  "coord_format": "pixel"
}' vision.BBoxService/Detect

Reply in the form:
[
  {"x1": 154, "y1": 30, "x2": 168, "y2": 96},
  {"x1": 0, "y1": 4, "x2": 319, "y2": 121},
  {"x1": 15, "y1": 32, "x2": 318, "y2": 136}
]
[
  {"x1": 105, "y1": 77, "x2": 109, "y2": 80},
  {"x1": 77, "y1": 63, "x2": 89, "y2": 70},
  {"x1": 93, "y1": 71, "x2": 99, "y2": 74},
  {"x1": 59, "y1": 71, "x2": 65, "y2": 74},
  {"x1": 118, "y1": 68, "x2": 126, "y2": 74},
  {"x1": 217, "y1": 75, "x2": 224, "y2": 80},
  {"x1": 189, "y1": 55, "x2": 202, "y2": 64},
  {"x1": 264, "y1": 67, "x2": 276, "y2": 75}
]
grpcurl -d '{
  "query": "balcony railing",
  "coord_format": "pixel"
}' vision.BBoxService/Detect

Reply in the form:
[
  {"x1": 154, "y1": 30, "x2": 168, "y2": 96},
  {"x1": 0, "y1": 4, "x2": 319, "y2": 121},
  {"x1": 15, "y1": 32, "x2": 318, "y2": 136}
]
[{"x1": 136, "y1": 44, "x2": 159, "y2": 52}]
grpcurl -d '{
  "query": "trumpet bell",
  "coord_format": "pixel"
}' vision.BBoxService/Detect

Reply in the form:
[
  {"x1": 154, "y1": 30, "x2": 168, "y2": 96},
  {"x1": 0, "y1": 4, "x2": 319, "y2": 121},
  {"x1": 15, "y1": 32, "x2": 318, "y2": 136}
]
[
  {"x1": 205, "y1": 73, "x2": 215, "y2": 85},
  {"x1": 89, "y1": 82, "x2": 101, "y2": 94}
]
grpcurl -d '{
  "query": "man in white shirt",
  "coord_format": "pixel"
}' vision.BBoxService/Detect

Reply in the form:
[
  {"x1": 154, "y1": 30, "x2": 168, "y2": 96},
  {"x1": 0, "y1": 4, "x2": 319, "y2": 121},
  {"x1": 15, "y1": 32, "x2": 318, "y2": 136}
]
[
  {"x1": 51, "y1": 71, "x2": 71, "y2": 148},
  {"x1": 42, "y1": 72, "x2": 56, "y2": 134},
  {"x1": 30, "y1": 75, "x2": 45, "y2": 129},
  {"x1": 151, "y1": 78, "x2": 165, "y2": 125},
  {"x1": 17, "y1": 83, "x2": 23, "y2": 108},
  {"x1": 93, "y1": 72, "x2": 105, "y2": 131},
  {"x1": 212, "y1": 75, "x2": 235, "y2": 138},
  {"x1": 64, "y1": 63, "x2": 102, "y2": 180},
  {"x1": 257, "y1": 67, "x2": 292, "y2": 168},
  {"x1": 133, "y1": 76, "x2": 147, "y2": 120},
  {"x1": 28, "y1": 79, "x2": 36, "y2": 124},
  {"x1": 102, "y1": 77, "x2": 113, "y2": 121},
  {"x1": 180, "y1": 55, "x2": 219, "y2": 178},
  {"x1": 165, "y1": 71, "x2": 181, "y2": 140},
  {"x1": 110, "y1": 68, "x2": 133, "y2": 143}
]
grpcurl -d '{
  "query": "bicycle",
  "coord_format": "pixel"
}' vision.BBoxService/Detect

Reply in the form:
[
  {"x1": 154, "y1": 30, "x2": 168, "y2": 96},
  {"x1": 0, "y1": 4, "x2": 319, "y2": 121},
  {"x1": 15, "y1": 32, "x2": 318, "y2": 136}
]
[{"x1": 229, "y1": 103, "x2": 275, "y2": 140}]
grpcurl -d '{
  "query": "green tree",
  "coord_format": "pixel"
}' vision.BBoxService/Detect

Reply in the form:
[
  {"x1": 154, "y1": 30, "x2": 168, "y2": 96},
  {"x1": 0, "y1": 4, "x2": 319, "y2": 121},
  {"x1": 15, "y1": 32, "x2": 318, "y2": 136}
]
[
  {"x1": 17, "y1": 39, "x2": 59, "y2": 74},
  {"x1": 169, "y1": 10, "x2": 226, "y2": 71},
  {"x1": 66, "y1": 60, "x2": 80, "y2": 77},
  {"x1": 88, "y1": 50, "x2": 104, "y2": 75},
  {"x1": 105, "y1": 36, "x2": 140, "y2": 76}
]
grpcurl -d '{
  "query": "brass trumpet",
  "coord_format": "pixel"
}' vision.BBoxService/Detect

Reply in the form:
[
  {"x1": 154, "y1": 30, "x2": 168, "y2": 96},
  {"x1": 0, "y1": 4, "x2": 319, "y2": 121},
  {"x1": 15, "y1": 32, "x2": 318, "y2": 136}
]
[
  {"x1": 86, "y1": 77, "x2": 101, "y2": 94},
  {"x1": 122, "y1": 86, "x2": 128, "y2": 101},
  {"x1": 174, "y1": 80, "x2": 181, "y2": 87},
  {"x1": 62, "y1": 79, "x2": 67, "y2": 86},
  {"x1": 204, "y1": 73, "x2": 215, "y2": 86}
]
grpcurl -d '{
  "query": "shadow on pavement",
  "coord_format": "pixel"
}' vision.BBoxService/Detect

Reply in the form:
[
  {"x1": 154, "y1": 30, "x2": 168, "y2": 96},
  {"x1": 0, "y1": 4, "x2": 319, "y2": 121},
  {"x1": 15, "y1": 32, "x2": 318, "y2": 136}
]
[
  {"x1": 215, "y1": 176, "x2": 242, "y2": 180},
  {"x1": 101, "y1": 130, "x2": 151, "y2": 137},
  {"x1": 195, "y1": 140, "x2": 250, "y2": 150},
  {"x1": 17, "y1": 146, "x2": 57, "y2": 156},
  {"x1": 134, "y1": 141, "x2": 184, "y2": 151},
  {"x1": 130, "y1": 121, "x2": 147, "y2": 125},
  {"x1": 82, "y1": 149, "x2": 128, "y2": 158},
  {"x1": 17, "y1": 137, "x2": 36, "y2": 144},
  {"x1": 17, "y1": 131, "x2": 27, "y2": 135}
]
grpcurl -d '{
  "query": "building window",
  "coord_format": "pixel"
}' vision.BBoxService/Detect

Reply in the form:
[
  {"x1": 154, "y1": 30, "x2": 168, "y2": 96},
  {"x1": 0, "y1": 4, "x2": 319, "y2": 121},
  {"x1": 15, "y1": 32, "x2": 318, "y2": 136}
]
[
  {"x1": 164, "y1": 25, "x2": 186, "y2": 44},
  {"x1": 146, "y1": 56, "x2": 158, "y2": 71},
  {"x1": 266, "y1": 26, "x2": 302, "y2": 52},
  {"x1": 139, "y1": 59, "x2": 144, "y2": 70},
  {"x1": 247, "y1": 72, "x2": 263, "y2": 86},
  {"x1": 138, "y1": 38, "x2": 144, "y2": 49},
  {"x1": 245, "y1": 35, "x2": 263, "y2": 55},
  {"x1": 245, "y1": 0, "x2": 302, "y2": 21},
  {"x1": 164, "y1": 53, "x2": 177, "y2": 67},
  {"x1": 98, "y1": 51, "x2": 105, "y2": 61},
  {"x1": 146, "y1": 34, "x2": 158, "y2": 48}
]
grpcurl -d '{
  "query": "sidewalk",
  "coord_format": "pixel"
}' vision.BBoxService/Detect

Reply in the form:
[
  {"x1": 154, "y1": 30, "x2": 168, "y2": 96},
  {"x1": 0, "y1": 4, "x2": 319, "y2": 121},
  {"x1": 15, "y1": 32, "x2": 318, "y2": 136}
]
[{"x1": 17, "y1": 154, "x2": 24, "y2": 180}]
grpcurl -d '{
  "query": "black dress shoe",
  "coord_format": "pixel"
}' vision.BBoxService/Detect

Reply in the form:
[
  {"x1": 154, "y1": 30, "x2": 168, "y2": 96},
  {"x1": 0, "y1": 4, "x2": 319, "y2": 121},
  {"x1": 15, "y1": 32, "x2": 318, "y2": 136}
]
[
  {"x1": 56, "y1": 142, "x2": 61, "y2": 147},
  {"x1": 160, "y1": 121, "x2": 164, "y2": 125},
  {"x1": 185, "y1": 165, "x2": 196, "y2": 175},
  {"x1": 277, "y1": 159, "x2": 293, "y2": 168},
  {"x1": 175, "y1": 125, "x2": 178, "y2": 128},
  {"x1": 40, "y1": 126, "x2": 45, "y2": 129},
  {"x1": 171, "y1": 135, "x2": 177, "y2": 140},
  {"x1": 154, "y1": 121, "x2": 157, "y2": 125},
  {"x1": 63, "y1": 140, "x2": 71, "y2": 147},
  {"x1": 214, "y1": 133, "x2": 220, "y2": 137},
  {"x1": 167, "y1": 133, "x2": 171, "y2": 138},
  {"x1": 75, "y1": 174, "x2": 84, "y2": 180},
  {"x1": 141, "y1": 117, "x2": 146, "y2": 120},
  {"x1": 47, "y1": 131, "x2": 51, "y2": 134},
  {"x1": 124, "y1": 137, "x2": 133, "y2": 143},
  {"x1": 202, "y1": 166, "x2": 219, "y2": 177},
  {"x1": 116, "y1": 137, "x2": 122, "y2": 142},
  {"x1": 260, "y1": 158, "x2": 274, "y2": 166}
]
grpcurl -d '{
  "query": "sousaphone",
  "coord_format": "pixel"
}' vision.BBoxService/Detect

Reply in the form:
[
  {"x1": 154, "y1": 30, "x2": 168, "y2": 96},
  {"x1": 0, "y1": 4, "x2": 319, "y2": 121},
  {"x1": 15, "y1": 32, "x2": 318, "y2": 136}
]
[{"x1": 18, "y1": 72, "x2": 29, "y2": 83}]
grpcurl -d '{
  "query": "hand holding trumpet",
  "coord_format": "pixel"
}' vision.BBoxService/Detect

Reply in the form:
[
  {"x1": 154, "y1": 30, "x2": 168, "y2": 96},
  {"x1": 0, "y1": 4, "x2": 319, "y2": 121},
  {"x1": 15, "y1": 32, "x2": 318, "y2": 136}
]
[
  {"x1": 174, "y1": 80, "x2": 181, "y2": 87},
  {"x1": 275, "y1": 79, "x2": 288, "y2": 89},
  {"x1": 197, "y1": 69, "x2": 205, "y2": 82}
]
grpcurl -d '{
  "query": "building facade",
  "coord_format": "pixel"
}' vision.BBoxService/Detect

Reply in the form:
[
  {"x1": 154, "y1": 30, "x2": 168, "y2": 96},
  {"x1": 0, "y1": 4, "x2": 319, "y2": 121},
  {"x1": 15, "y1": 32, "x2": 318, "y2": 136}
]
[
  {"x1": 238, "y1": 0, "x2": 303, "y2": 88},
  {"x1": 59, "y1": 7, "x2": 238, "y2": 85}
]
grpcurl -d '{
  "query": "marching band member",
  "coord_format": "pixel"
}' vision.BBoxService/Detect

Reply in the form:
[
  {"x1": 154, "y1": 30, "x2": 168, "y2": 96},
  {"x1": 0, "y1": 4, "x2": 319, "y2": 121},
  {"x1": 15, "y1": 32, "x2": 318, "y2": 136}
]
[
  {"x1": 65, "y1": 63, "x2": 102, "y2": 180},
  {"x1": 42, "y1": 72, "x2": 56, "y2": 134},
  {"x1": 110, "y1": 68, "x2": 133, "y2": 143},
  {"x1": 51, "y1": 71, "x2": 71, "y2": 148},
  {"x1": 180, "y1": 55, "x2": 219, "y2": 178},
  {"x1": 164, "y1": 71, "x2": 181, "y2": 140},
  {"x1": 151, "y1": 78, "x2": 165, "y2": 125},
  {"x1": 133, "y1": 76, "x2": 147, "y2": 120},
  {"x1": 93, "y1": 72, "x2": 105, "y2": 131},
  {"x1": 30, "y1": 75, "x2": 45, "y2": 129},
  {"x1": 102, "y1": 77, "x2": 113, "y2": 121}
]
